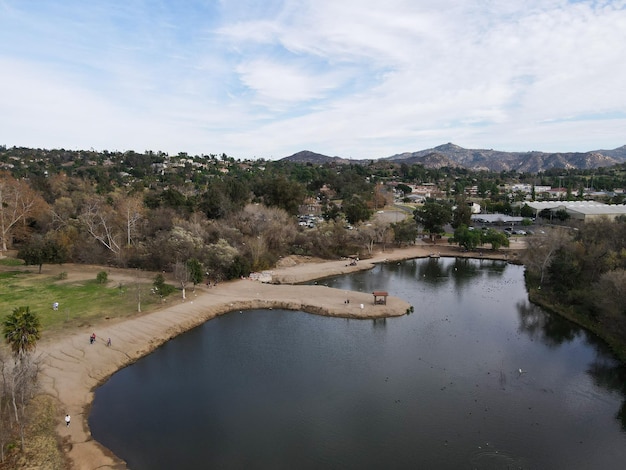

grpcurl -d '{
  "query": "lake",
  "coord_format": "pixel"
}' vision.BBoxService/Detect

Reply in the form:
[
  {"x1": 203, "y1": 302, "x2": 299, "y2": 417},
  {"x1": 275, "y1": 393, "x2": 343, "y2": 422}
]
[{"x1": 89, "y1": 257, "x2": 626, "y2": 469}]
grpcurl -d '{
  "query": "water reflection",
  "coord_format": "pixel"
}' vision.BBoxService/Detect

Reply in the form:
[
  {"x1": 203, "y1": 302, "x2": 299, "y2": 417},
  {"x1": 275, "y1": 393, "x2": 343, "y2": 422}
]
[
  {"x1": 318, "y1": 257, "x2": 626, "y2": 435},
  {"x1": 91, "y1": 257, "x2": 626, "y2": 469},
  {"x1": 515, "y1": 298, "x2": 626, "y2": 429},
  {"x1": 587, "y1": 360, "x2": 626, "y2": 430},
  {"x1": 517, "y1": 300, "x2": 579, "y2": 346}
]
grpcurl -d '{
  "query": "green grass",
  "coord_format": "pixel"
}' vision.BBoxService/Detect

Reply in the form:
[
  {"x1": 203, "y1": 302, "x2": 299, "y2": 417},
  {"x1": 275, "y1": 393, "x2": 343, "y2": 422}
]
[
  {"x1": 0, "y1": 257, "x2": 24, "y2": 267},
  {"x1": 0, "y1": 270, "x2": 170, "y2": 334}
]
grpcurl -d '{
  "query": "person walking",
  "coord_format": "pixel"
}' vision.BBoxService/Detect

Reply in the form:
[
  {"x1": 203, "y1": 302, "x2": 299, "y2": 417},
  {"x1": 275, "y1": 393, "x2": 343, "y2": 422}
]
[{"x1": 65, "y1": 414, "x2": 71, "y2": 427}]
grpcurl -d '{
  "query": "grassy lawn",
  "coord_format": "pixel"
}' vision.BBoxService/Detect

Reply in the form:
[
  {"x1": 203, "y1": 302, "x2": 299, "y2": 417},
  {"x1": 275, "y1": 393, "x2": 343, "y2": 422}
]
[{"x1": 0, "y1": 266, "x2": 171, "y2": 335}]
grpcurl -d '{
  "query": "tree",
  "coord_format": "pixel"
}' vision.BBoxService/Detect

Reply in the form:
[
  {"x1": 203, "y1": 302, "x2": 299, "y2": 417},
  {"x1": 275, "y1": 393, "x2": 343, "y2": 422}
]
[
  {"x1": 17, "y1": 234, "x2": 68, "y2": 273},
  {"x1": 322, "y1": 201, "x2": 341, "y2": 221},
  {"x1": 392, "y1": 218, "x2": 419, "y2": 246},
  {"x1": 198, "y1": 178, "x2": 248, "y2": 219},
  {"x1": 79, "y1": 196, "x2": 122, "y2": 256},
  {"x1": 555, "y1": 209, "x2": 570, "y2": 222},
  {"x1": 173, "y1": 261, "x2": 191, "y2": 300},
  {"x1": 203, "y1": 239, "x2": 241, "y2": 280},
  {"x1": 477, "y1": 180, "x2": 489, "y2": 198},
  {"x1": 187, "y1": 258, "x2": 204, "y2": 290},
  {"x1": 358, "y1": 219, "x2": 393, "y2": 253},
  {"x1": 257, "y1": 176, "x2": 305, "y2": 215},
  {"x1": 413, "y1": 201, "x2": 452, "y2": 241},
  {"x1": 522, "y1": 227, "x2": 572, "y2": 285},
  {"x1": 226, "y1": 255, "x2": 252, "y2": 279},
  {"x1": 96, "y1": 271, "x2": 108, "y2": 284},
  {"x1": 153, "y1": 274, "x2": 175, "y2": 298},
  {"x1": 3, "y1": 307, "x2": 41, "y2": 361},
  {"x1": 357, "y1": 223, "x2": 377, "y2": 255},
  {"x1": 0, "y1": 173, "x2": 47, "y2": 253},
  {"x1": 117, "y1": 194, "x2": 144, "y2": 246},
  {"x1": 232, "y1": 205, "x2": 297, "y2": 254},
  {"x1": 342, "y1": 195, "x2": 372, "y2": 225},
  {"x1": 451, "y1": 200, "x2": 472, "y2": 229},
  {"x1": 372, "y1": 184, "x2": 389, "y2": 210},
  {"x1": 547, "y1": 246, "x2": 582, "y2": 293},
  {"x1": 481, "y1": 228, "x2": 510, "y2": 250},
  {"x1": 594, "y1": 269, "x2": 626, "y2": 320},
  {"x1": 520, "y1": 204, "x2": 534, "y2": 218},
  {"x1": 0, "y1": 348, "x2": 10, "y2": 461},
  {"x1": 0, "y1": 343, "x2": 39, "y2": 455},
  {"x1": 451, "y1": 225, "x2": 482, "y2": 251},
  {"x1": 396, "y1": 183, "x2": 412, "y2": 197}
]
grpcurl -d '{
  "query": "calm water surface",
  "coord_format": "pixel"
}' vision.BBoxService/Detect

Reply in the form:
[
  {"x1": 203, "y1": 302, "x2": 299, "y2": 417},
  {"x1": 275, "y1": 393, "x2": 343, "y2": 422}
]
[{"x1": 89, "y1": 258, "x2": 626, "y2": 469}]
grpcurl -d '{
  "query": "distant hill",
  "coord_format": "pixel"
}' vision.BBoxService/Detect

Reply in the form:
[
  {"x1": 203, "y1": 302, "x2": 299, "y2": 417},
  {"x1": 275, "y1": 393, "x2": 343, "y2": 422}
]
[
  {"x1": 282, "y1": 143, "x2": 625, "y2": 172},
  {"x1": 282, "y1": 150, "x2": 350, "y2": 164},
  {"x1": 383, "y1": 143, "x2": 621, "y2": 172},
  {"x1": 591, "y1": 145, "x2": 626, "y2": 160}
]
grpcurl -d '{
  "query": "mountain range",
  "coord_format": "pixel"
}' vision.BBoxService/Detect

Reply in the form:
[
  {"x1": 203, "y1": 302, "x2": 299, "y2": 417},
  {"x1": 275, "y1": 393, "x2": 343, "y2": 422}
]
[{"x1": 282, "y1": 143, "x2": 626, "y2": 172}]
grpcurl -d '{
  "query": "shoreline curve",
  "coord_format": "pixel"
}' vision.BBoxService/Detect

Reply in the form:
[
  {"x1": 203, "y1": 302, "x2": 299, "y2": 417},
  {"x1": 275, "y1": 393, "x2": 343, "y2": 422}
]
[{"x1": 36, "y1": 243, "x2": 520, "y2": 469}]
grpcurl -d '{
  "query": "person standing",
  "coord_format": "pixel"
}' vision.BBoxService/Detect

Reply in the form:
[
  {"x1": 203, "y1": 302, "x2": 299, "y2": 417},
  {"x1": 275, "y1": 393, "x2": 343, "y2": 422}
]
[{"x1": 65, "y1": 414, "x2": 71, "y2": 427}]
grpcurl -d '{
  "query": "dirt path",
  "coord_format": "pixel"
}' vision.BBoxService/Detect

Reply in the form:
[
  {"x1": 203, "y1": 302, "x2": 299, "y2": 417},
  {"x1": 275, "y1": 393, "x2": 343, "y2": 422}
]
[{"x1": 33, "y1": 242, "x2": 522, "y2": 469}]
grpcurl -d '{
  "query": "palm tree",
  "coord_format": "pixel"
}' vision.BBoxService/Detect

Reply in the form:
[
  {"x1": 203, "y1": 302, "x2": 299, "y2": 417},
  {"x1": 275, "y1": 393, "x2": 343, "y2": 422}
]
[{"x1": 3, "y1": 306, "x2": 41, "y2": 360}]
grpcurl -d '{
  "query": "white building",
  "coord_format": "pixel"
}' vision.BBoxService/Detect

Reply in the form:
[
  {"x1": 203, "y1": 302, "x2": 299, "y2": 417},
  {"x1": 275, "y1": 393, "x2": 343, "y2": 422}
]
[{"x1": 522, "y1": 201, "x2": 626, "y2": 222}]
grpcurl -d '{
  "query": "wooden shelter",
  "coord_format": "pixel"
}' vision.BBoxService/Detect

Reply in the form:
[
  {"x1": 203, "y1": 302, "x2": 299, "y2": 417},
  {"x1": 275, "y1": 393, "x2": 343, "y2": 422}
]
[{"x1": 372, "y1": 291, "x2": 389, "y2": 305}]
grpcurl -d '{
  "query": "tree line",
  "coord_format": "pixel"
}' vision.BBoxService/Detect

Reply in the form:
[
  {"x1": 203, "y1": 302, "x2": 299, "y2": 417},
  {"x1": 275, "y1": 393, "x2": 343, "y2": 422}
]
[
  {"x1": 0, "y1": 160, "x2": 423, "y2": 281},
  {"x1": 522, "y1": 218, "x2": 626, "y2": 360}
]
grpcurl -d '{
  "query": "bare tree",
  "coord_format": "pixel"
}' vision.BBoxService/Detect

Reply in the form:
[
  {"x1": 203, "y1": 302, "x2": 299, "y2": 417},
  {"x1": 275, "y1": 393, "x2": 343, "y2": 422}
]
[
  {"x1": 116, "y1": 194, "x2": 144, "y2": 246},
  {"x1": 173, "y1": 261, "x2": 190, "y2": 300},
  {"x1": 372, "y1": 183, "x2": 390, "y2": 210},
  {"x1": 359, "y1": 224, "x2": 377, "y2": 255},
  {"x1": 594, "y1": 269, "x2": 626, "y2": 319},
  {"x1": 522, "y1": 227, "x2": 572, "y2": 285},
  {"x1": 231, "y1": 204, "x2": 297, "y2": 252},
  {"x1": 0, "y1": 173, "x2": 47, "y2": 253},
  {"x1": 360, "y1": 219, "x2": 392, "y2": 254},
  {"x1": 10, "y1": 356, "x2": 39, "y2": 451},
  {"x1": 0, "y1": 350, "x2": 10, "y2": 462},
  {"x1": 245, "y1": 235, "x2": 268, "y2": 271},
  {"x1": 78, "y1": 196, "x2": 122, "y2": 255},
  {"x1": 0, "y1": 350, "x2": 40, "y2": 456},
  {"x1": 135, "y1": 272, "x2": 143, "y2": 313}
]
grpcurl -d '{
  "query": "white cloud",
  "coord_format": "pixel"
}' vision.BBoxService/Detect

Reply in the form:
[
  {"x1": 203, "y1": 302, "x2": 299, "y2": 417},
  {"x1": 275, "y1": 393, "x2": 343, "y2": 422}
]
[
  {"x1": 1, "y1": 0, "x2": 625, "y2": 157},
  {"x1": 235, "y1": 59, "x2": 348, "y2": 105}
]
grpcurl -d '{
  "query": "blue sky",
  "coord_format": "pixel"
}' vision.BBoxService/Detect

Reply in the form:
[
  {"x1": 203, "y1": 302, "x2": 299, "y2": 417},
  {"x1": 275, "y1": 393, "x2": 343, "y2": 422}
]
[{"x1": 1, "y1": 0, "x2": 625, "y2": 159}]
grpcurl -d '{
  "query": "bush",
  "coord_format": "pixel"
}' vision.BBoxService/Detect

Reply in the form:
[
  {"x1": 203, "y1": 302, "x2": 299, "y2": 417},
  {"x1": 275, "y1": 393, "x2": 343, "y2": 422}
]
[
  {"x1": 153, "y1": 274, "x2": 176, "y2": 296},
  {"x1": 96, "y1": 271, "x2": 108, "y2": 284}
]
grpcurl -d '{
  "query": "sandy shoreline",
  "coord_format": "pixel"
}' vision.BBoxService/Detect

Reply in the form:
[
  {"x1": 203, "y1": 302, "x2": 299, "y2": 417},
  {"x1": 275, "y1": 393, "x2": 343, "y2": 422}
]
[{"x1": 36, "y1": 242, "x2": 522, "y2": 469}]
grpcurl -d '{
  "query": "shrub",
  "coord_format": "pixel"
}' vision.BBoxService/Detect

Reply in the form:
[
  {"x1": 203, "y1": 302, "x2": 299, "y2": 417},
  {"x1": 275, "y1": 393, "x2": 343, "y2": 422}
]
[
  {"x1": 153, "y1": 274, "x2": 176, "y2": 296},
  {"x1": 96, "y1": 271, "x2": 108, "y2": 284}
]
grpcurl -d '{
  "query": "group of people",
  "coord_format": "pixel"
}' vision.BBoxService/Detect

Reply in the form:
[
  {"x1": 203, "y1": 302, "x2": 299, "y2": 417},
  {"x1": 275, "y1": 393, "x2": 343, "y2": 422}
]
[{"x1": 89, "y1": 332, "x2": 112, "y2": 346}]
